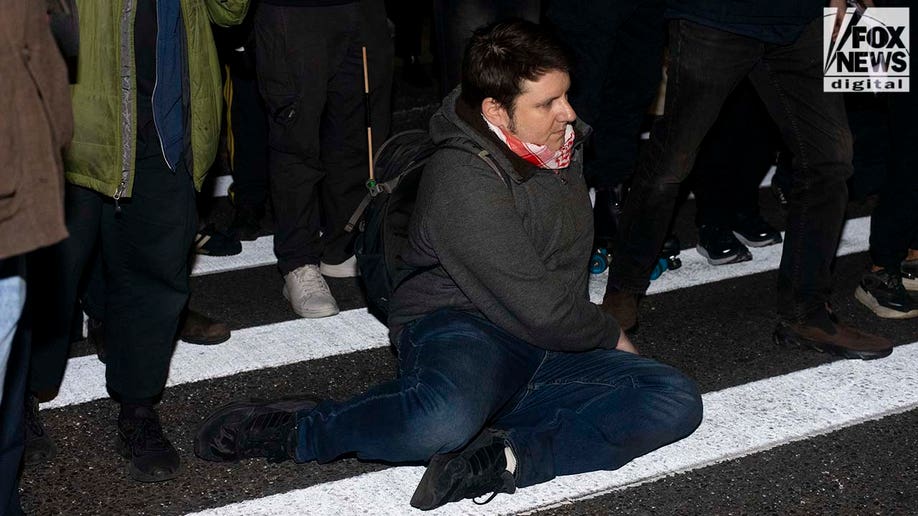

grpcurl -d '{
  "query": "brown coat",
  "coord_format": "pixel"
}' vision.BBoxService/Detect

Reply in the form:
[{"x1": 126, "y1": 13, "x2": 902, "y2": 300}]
[{"x1": 0, "y1": 0, "x2": 73, "y2": 260}]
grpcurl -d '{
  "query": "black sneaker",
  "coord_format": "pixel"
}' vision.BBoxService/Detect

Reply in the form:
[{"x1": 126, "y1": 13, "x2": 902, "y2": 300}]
[
  {"x1": 697, "y1": 225, "x2": 753, "y2": 266},
  {"x1": 410, "y1": 429, "x2": 517, "y2": 511},
  {"x1": 195, "y1": 223, "x2": 242, "y2": 256},
  {"x1": 733, "y1": 214, "x2": 783, "y2": 247},
  {"x1": 855, "y1": 268, "x2": 918, "y2": 319},
  {"x1": 902, "y1": 258, "x2": 918, "y2": 292},
  {"x1": 194, "y1": 397, "x2": 318, "y2": 463},
  {"x1": 116, "y1": 405, "x2": 181, "y2": 482},
  {"x1": 24, "y1": 394, "x2": 57, "y2": 466}
]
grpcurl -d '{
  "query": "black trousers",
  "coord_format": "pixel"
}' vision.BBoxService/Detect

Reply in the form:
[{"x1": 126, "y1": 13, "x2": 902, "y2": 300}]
[
  {"x1": 228, "y1": 70, "x2": 269, "y2": 211},
  {"x1": 609, "y1": 19, "x2": 853, "y2": 322},
  {"x1": 869, "y1": 1, "x2": 918, "y2": 270},
  {"x1": 545, "y1": 0, "x2": 666, "y2": 189},
  {"x1": 28, "y1": 155, "x2": 197, "y2": 401},
  {"x1": 254, "y1": 0, "x2": 393, "y2": 274},
  {"x1": 692, "y1": 79, "x2": 781, "y2": 228}
]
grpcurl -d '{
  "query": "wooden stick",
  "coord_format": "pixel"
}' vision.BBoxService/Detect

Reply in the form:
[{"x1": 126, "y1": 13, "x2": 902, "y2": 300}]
[{"x1": 362, "y1": 46, "x2": 375, "y2": 183}]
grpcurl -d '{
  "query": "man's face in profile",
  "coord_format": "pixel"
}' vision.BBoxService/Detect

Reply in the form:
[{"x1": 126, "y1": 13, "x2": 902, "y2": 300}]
[{"x1": 503, "y1": 70, "x2": 577, "y2": 152}]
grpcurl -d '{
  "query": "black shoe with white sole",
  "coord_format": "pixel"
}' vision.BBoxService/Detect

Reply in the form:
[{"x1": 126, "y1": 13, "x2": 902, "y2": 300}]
[
  {"x1": 855, "y1": 268, "x2": 918, "y2": 319},
  {"x1": 697, "y1": 225, "x2": 753, "y2": 266},
  {"x1": 733, "y1": 214, "x2": 783, "y2": 247}
]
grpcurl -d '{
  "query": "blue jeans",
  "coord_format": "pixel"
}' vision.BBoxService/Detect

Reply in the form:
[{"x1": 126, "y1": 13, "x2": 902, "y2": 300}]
[
  {"x1": 608, "y1": 19, "x2": 852, "y2": 322},
  {"x1": 295, "y1": 310, "x2": 702, "y2": 487}
]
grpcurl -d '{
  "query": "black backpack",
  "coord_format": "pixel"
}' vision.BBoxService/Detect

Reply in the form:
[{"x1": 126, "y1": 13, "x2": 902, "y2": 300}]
[{"x1": 345, "y1": 129, "x2": 505, "y2": 321}]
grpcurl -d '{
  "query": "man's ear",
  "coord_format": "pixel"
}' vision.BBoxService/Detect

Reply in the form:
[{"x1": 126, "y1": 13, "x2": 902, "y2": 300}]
[{"x1": 481, "y1": 97, "x2": 511, "y2": 128}]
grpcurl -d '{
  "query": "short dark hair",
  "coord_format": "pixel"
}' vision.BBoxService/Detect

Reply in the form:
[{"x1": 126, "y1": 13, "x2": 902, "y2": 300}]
[{"x1": 460, "y1": 20, "x2": 571, "y2": 114}]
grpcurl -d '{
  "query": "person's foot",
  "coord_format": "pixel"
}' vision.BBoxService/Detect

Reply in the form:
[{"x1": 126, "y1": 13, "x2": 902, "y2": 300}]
[
  {"x1": 319, "y1": 255, "x2": 359, "y2": 278},
  {"x1": 773, "y1": 311, "x2": 893, "y2": 360},
  {"x1": 283, "y1": 264, "x2": 339, "y2": 318},
  {"x1": 24, "y1": 394, "x2": 57, "y2": 466},
  {"x1": 116, "y1": 405, "x2": 181, "y2": 482},
  {"x1": 179, "y1": 309, "x2": 231, "y2": 345},
  {"x1": 733, "y1": 214, "x2": 783, "y2": 247},
  {"x1": 411, "y1": 429, "x2": 517, "y2": 511},
  {"x1": 697, "y1": 225, "x2": 753, "y2": 266},
  {"x1": 855, "y1": 268, "x2": 918, "y2": 319},
  {"x1": 229, "y1": 205, "x2": 264, "y2": 242},
  {"x1": 194, "y1": 397, "x2": 318, "y2": 463},
  {"x1": 195, "y1": 223, "x2": 242, "y2": 256},
  {"x1": 601, "y1": 290, "x2": 639, "y2": 332},
  {"x1": 902, "y1": 258, "x2": 918, "y2": 292}
]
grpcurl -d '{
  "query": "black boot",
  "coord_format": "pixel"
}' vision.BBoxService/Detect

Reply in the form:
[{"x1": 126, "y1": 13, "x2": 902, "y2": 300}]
[{"x1": 116, "y1": 404, "x2": 181, "y2": 482}]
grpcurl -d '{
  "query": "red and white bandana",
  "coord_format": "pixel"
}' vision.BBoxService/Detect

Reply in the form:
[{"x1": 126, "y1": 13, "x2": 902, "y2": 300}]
[{"x1": 483, "y1": 116, "x2": 575, "y2": 170}]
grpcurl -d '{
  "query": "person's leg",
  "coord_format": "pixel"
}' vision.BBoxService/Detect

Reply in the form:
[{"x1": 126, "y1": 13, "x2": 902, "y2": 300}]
[
  {"x1": 750, "y1": 20, "x2": 891, "y2": 357},
  {"x1": 0, "y1": 257, "x2": 27, "y2": 515},
  {"x1": 99, "y1": 153, "x2": 197, "y2": 481},
  {"x1": 254, "y1": 3, "x2": 332, "y2": 276},
  {"x1": 295, "y1": 310, "x2": 543, "y2": 463},
  {"x1": 228, "y1": 70, "x2": 269, "y2": 240},
  {"x1": 492, "y1": 349, "x2": 701, "y2": 487},
  {"x1": 319, "y1": 0, "x2": 393, "y2": 270},
  {"x1": 604, "y1": 21, "x2": 759, "y2": 326}
]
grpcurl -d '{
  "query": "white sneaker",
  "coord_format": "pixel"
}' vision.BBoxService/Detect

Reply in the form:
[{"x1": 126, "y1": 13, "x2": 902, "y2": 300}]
[
  {"x1": 282, "y1": 264, "x2": 339, "y2": 318},
  {"x1": 319, "y1": 255, "x2": 359, "y2": 278}
]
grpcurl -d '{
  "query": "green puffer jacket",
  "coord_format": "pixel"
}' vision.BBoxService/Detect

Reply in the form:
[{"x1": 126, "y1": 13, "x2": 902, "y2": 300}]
[{"x1": 66, "y1": 0, "x2": 249, "y2": 198}]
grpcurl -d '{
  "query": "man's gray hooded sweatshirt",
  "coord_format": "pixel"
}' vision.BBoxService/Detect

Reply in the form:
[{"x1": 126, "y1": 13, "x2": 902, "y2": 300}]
[{"x1": 387, "y1": 88, "x2": 622, "y2": 351}]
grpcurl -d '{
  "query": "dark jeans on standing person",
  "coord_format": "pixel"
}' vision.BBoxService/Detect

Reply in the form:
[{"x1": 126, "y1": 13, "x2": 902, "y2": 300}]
[
  {"x1": 254, "y1": 0, "x2": 393, "y2": 275},
  {"x1": 692, "y1": 79, "x2": 781, "y2": 228},
  {"x1": 868, "y1": 0, "x2": 918, "y2": 271},
  {"x1": 609, "y1": 19, "x2": 852, "y2": 323},
  {"x1": 293, "y1": 309, "x2": 702, "y2": 487},
  {"x1": 545, "y1": 0, "x2": 666, "y2": 189},
  {"x1": 432, "y1": 0, "x2": 540, "y2": 96},
  {"x1": 0, "y1": 257, "x2": 26, "y2": 515},
  {"x1": 28, "y1": 154, "x2": 197, "y2": 401},
  {"x1": 229, "y1": 71, "x2": 269, "y2": 212}
]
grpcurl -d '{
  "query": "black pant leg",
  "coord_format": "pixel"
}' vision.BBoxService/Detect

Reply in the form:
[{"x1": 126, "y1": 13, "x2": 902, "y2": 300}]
[
  {"x1": 100, "y1": 155, "x2": 197, "y2": 401},
  {"x1": 28, "y1": 185, "x2": 102, "y2": 396},
  {"x1": 229, "y1": 70, "x2": 269, "y2": 211},
  {"x1": 0, "y1": 257, "x2": 26, "y2": 516}
]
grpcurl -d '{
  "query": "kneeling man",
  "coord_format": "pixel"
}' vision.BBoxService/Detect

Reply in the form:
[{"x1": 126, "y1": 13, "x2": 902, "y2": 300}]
[{"x1": 195, "y1": 20, "x2": 703, "y2": 511}]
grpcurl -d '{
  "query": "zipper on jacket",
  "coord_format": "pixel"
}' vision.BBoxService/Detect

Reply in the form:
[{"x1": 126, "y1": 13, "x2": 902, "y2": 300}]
[
  {"x1": 113, "y1": 177, "x2": 128, "y2": 215},
  {"x1": 150, "y1": 2, "x2": 175, "y2": 172}
]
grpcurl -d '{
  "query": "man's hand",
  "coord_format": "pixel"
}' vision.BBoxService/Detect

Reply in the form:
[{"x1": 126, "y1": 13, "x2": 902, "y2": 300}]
[{"x1": 616, "y1": 332, "x2": 639, "y2": 354}]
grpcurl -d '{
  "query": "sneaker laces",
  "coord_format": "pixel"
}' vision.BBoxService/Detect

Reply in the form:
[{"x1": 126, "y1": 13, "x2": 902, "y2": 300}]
[
  {"x1": 291, "y1": 266, "x2": 332, "y2": 297},
  {"x1": 123, "y1": 414, "x2": 171, "y2": 453},
  {"x1": 461, "y1": 440, "x2": 514, "y2": 506},
  {"x1": 240, "y1": 410, "x2": 295, "y2": 463}
]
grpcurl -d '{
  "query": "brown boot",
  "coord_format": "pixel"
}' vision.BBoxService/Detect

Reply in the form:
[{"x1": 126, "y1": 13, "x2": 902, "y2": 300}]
[
  {"x1": 773, "y1": 312, "x2": 892, "y2": 360},
  {"x1": 179, "y1": 309, "x2": 231, "y2": 345},
  {"x1": 600, "y1": 290, "x2": 639, "y2": 332}
]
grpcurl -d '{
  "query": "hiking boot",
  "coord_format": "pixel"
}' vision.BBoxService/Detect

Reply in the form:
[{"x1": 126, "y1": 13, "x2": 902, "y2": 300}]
[
  {"x1": 195, "y1": 223, "x2": 242, "y2": 256},
  {"x1": 697, "y1": 225, "x2": 753, "y2": 266},
  {"x1": 194, "y1": 397, "x2": 318, "y2": 463},
  {"x1": 733, "y1": 214, "x2": 783, "y2": 248},
  {"x1": 24, "y1": 394, "x2": 57, "y2": 466},
  {"x1": 601, "y1": 290, "x2": 639, "y2": 332},
  {"x1": 773, "y1": 311, "x2": 892, "y2": 360},
  {"x1": 319, "y1": 255, "x2": 359, "y2": 278},
  {"x1": 283, "y1": 264, "x2": 339, "y2": 318},
  {"x1": 229, "y1": 204, "x2": 264, "y2": 242},
  {"x1": 410, "y1": 429, "x2": 517, "y2": 511},
  {"x1": 902, "y1": 258, "x2": 918, "y2": 292},
  {"x1": 179, "y1": 309, "x2": 231, "y2": 345},
  {"x1": 855, "y1": 268, "x2": 918, "y2": 319},
  {"x1": 116, "y1": 405, "x2": 181, "y2": 482}
]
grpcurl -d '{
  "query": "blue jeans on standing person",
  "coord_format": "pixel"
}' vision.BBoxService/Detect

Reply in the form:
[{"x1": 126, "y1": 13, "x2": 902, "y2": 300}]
[
  {"x1": 609, "y1": 19, "x2": 853, "y2": 323},
  {"x1": 294, "y1": 309, "x2": 702, "y2": 487}
]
